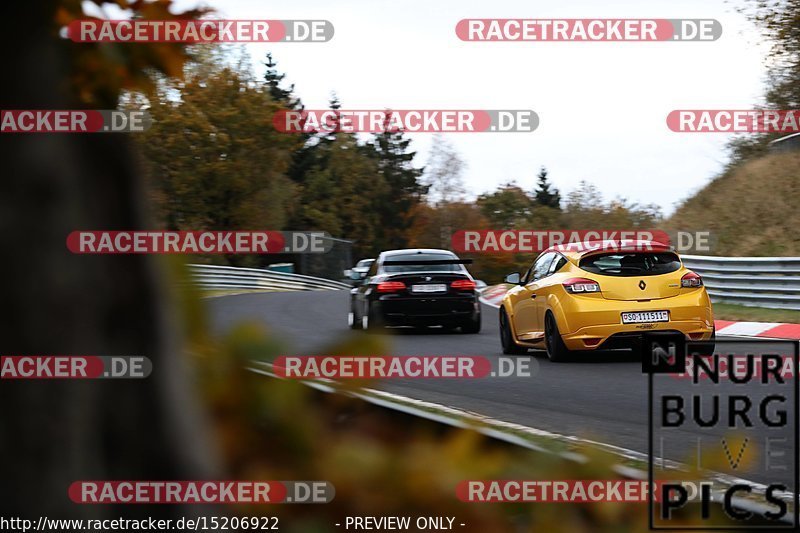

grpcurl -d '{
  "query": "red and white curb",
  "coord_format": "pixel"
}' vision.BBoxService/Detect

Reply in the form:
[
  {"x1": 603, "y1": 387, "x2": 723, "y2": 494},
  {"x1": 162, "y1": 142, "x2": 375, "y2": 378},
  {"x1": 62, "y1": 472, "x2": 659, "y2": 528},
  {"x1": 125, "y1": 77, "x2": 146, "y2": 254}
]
[
  {"x1": 479, "y1": 285, "x2": 800, "y2": 340},
  {"x1": 480, "y1": 284, "x2": 511, "y2": 307},
  {"x1": 714, "y1": 320, "x2": 800, "y2": 339}
]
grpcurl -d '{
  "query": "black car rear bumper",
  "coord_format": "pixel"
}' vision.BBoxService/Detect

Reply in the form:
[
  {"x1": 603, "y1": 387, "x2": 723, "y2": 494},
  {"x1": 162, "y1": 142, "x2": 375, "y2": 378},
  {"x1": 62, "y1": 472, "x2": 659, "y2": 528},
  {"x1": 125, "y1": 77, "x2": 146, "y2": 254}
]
[{"x1": 374, "y1": 293, "x2": 478, "y2": 326}]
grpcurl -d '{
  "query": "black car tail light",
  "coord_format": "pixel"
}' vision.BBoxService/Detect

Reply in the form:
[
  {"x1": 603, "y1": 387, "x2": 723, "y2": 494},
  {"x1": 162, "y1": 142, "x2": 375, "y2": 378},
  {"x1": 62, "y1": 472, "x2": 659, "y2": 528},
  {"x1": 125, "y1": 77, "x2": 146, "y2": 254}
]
[
  {"x1": 376, "y1": 281, "x2": 406, "y2": 293},
  {"x1": 451, "y1": 279, "x2": 477, "y2": 290}
]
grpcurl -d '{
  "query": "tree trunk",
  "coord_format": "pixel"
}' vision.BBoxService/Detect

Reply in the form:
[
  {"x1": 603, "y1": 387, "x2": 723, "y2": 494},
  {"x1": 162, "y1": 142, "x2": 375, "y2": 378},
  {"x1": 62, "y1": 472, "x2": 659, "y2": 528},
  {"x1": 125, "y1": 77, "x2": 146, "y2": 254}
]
[{"x1": 0, "y1": 0, "x2": 218, "y2": 519}]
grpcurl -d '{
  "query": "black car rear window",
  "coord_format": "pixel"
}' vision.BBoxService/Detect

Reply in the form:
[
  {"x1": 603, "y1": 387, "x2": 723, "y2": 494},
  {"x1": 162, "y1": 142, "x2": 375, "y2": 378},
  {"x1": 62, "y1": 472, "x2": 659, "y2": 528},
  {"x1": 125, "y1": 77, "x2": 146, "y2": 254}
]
[
  {"x1": 579, "y1": 252, "x2": 681, "y2": 277},
  {"x1": 382, "y1": 253, "x2": 463, "y2": 273}
]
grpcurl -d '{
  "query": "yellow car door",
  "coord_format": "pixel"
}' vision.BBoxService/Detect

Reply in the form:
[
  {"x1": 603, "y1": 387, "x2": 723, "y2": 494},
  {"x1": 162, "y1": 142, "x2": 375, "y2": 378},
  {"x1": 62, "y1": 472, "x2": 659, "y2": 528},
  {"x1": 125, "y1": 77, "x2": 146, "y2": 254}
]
[
  {"x1": 512, "y1": 282, "x2": 539, "y2": 338},
  {"x1": 513, "y1": 252, "x2": 556, "y2": 341},
  {"x1": 533, "y1": 253, "x2": 569, "y2": 333}
]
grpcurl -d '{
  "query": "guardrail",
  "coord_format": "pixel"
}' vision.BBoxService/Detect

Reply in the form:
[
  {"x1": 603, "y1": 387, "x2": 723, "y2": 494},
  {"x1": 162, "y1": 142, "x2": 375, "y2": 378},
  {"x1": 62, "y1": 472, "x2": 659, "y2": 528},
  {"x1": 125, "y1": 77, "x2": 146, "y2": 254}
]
[
  {"x1": 188, "y1": 264, "x2": 351, "y2": 292},
  {"x1": 769, "y1": 132, "x2": 800, "y2": 152},
  {"x1": 189, "y1": 258, "x2": 800, "y2": 309},
  {"x1": 682, "y1": 255, "x2": 800, "y2": 310}
]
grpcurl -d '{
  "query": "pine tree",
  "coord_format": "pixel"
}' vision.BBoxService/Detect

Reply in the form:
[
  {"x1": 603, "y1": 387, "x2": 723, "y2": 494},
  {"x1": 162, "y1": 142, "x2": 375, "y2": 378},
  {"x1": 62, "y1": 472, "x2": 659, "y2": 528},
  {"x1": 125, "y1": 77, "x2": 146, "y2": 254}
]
[
  {"x1": 365, "y1": 114, "x2": 428, "y2": 249},
  {"x1": 328, "y1": 92, "x2": 341, "y2": 111},
  {"x1": 263, "y1": 52, "x2": 317, "y2": 228},
  {"x1": 323, "y1": 92, "x2": 342, "y2": 140},
  {"x1": 534, "y1": 166, "x2": 561, "y2": 210},
  {"x1": 264, "y1": 52, "x2": 302, "y2": 110}
]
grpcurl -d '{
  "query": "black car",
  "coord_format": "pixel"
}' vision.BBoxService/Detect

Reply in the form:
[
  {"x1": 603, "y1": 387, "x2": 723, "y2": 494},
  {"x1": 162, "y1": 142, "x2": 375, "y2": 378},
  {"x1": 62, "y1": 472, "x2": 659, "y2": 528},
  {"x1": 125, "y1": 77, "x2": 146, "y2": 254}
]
[{"x1": 348, "y1": 249, "x2": 481, "y2": 333}]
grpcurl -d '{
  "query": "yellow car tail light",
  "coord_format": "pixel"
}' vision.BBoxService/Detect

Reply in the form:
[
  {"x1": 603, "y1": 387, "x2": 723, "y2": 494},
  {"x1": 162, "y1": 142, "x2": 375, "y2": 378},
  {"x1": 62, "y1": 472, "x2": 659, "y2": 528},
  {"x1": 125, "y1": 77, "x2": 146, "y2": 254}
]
[
  {"x1": 563, "y1": 277, "x2": 600, "y2": 294},
  {"x1": 681, "y1": 271, "x2": 703, "y2": 288}
]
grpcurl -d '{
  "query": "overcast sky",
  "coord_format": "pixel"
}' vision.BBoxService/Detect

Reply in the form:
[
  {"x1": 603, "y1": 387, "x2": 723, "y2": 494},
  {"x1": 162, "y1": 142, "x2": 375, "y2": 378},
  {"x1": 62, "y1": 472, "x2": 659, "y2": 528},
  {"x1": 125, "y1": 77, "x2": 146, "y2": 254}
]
[{"x1": 95, "y1": 0, "x2": 771, "y2": 215}]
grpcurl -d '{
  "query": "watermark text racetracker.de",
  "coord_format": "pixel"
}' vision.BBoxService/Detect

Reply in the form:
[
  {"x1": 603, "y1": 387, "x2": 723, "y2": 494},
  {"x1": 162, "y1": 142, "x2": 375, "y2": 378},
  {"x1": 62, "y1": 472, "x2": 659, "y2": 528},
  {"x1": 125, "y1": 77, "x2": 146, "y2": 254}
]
[
  {"x1": 65, "y1": 19, "x2": 333, "y2": 43},
  {"x1": 1, "y1": 110, "x2": 150, "y2": 133},
  {"x1": 69, "y1": 480, "x2": 333, "y2": 504},
  {"x1": 456, "y1": 19, "x2": 721, "y2": 41},
  {"x1": 1, "y1": 482, "x2": 333, "y2": 531},
  {"x1": 67, "y1": 231, "x2": 333, "y2": 254},
  {"x1": 273, "y1": 355, "x2": 535, "y2": 379},
  {"x1": 0, "y1": 355, "x2": 151, "y2": 379},
  {"x1": 457, "y1": 480, "x2": 659, "y2": 502},
  {"x1": 451, "y1": 230, "x2": 715, "y2": 254},
  {"x1": 668, "y1": 110, "x2": 800, "y2": 132},
  {"x1": 273, "y1": 109, "x2": 539, "y2": 133}
]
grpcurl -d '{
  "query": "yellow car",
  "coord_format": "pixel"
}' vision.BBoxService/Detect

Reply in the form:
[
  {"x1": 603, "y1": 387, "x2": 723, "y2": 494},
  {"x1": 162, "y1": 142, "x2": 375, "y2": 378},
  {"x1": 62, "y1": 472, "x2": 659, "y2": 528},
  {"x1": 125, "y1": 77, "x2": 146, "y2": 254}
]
[{"x1": 499, "y1": 240, "x2": 714, "y2": 362}]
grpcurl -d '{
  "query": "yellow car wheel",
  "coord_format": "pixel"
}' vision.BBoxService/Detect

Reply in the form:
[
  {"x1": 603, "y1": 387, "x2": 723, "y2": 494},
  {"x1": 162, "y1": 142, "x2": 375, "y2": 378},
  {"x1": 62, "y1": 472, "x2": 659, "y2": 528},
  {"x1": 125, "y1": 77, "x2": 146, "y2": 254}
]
[
  {"x1": 500, "y1": 308, "x2": 527, "y2": 355},
  {"x1": 544, "y1": 313, "x2": 572, "y2": 363}
]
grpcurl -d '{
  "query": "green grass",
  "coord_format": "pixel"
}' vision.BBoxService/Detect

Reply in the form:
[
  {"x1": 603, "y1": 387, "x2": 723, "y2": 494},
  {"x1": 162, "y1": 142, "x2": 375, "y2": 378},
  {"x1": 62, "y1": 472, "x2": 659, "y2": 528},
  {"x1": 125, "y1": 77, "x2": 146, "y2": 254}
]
[
  {"x1": 713, "y1": 302, "x2": 800, "y2": 323},
  {"x1": 667, "y1": 151, "x2": 800, "y2": 256}
]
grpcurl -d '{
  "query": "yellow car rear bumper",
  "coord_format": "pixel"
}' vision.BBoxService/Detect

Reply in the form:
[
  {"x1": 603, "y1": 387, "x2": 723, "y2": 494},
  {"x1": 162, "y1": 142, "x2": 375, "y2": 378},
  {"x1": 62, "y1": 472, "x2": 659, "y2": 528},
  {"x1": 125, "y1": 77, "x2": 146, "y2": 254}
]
[
  {"x1": 551, "y1": 288, "x2": 713, "y2": 351},
  {"x1": 561, "y1": 320, "x2": 713, "y2": 351}
]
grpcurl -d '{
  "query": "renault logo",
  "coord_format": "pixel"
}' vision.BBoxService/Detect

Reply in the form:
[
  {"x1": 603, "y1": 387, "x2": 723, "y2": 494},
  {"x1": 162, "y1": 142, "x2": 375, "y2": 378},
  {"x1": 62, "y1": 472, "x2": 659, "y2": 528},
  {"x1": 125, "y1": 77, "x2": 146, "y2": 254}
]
[
  {"x1": 425, "y1": 276, "x2": 432, "y2": 281},
  {"x1": 639, "y1": 280, "x2": 647, "y2": 290}
]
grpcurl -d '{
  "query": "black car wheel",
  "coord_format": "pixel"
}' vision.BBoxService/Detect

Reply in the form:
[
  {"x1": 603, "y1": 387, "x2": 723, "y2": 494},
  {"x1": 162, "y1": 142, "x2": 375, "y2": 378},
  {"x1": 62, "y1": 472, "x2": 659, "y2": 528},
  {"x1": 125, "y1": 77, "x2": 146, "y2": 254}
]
[
  {"x1": 461, "y1": 312, "x2": 481, "y2": 334},
  {"x1": 362, "y1": 304, "x2": 383, "y2": 330},
  {"x1": 348, "y1": 302, "x2": 362, "y2": 330},
  {"x1": 500, "y1": 308, "x2": 526, "y2": 354},
  {"x1": 544, "y1": 313, "x2": 572, "y2": 363}
]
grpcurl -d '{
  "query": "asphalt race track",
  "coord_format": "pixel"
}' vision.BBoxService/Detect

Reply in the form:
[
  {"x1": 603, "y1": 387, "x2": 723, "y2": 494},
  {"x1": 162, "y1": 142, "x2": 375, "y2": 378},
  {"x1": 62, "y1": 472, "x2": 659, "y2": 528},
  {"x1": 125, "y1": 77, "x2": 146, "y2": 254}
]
[{"x1": 208, "y1": 290, "x2": 797, "y2": 487}]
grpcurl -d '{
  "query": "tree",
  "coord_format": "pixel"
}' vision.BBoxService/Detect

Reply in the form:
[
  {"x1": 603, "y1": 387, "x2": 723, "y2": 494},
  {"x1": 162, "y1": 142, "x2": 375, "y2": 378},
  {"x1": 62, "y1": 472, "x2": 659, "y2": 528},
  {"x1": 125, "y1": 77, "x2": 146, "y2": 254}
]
[
  {"x1": 365, "y1": 116, "x2": 428, "y2": 249},
  {"x1": 1, "y1": 0, "x2": 216, "y2": 520},
  {"x1": 533, "y1": 166, "x2": 561, "y2": 209},
  {"x1": 565, "y1": 181, "x2": 605, "y2": 213},
  {"x1": 264, "y1": 52, "x2": 302, "y2": 110},
  {"x1": 286, "y1": 92, "x2": 340, "y2": 197},
  {"x1": 476, "y1": 182, "x2": 536, "y2": 228},
  {"x1": 137, "y1": 51, "x2": 298, "y2": 266},
  {"x1": 731, "y1": 0, "x2": 800, "y2": 162},
  {"x1": 563, "y1": 181, "x2": 661, "y2": 228},
  {"x1": 424, "y1": 135, "x2": 466, "y2": 206},
  {"x1": 295, "y1": 135, "x2": 387, "y2": 258},
  {"x1": 744, "y1": 0, "x2": 800, "y2": 108}
]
